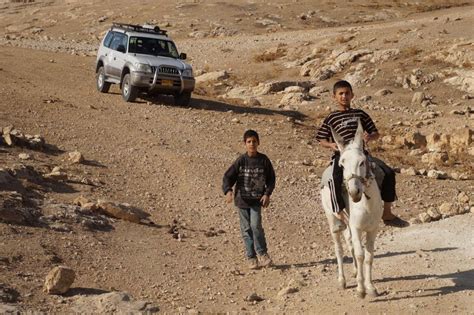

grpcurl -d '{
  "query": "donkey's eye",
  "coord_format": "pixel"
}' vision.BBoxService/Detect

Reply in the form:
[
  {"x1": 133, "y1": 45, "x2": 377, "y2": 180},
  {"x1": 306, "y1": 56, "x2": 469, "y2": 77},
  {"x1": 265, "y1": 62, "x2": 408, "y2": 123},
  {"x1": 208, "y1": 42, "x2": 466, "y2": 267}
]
[{"x1": 359, "y1": 161, "x2": 365, "y2": 167}]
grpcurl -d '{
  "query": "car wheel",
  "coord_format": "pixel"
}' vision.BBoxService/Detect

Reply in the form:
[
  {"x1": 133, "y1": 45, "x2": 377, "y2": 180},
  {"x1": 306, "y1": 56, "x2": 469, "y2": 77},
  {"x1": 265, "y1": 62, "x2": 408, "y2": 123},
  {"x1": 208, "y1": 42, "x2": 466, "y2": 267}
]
[
  {"x1": 174, "y1": 91, "x2": 191, "y2": 106},
  {"x1": 96, "y1": 66, "x2": 111, "y2": 93},
  {"x1": 121, "y1": 73, "x2": 138, "y2": 102}
]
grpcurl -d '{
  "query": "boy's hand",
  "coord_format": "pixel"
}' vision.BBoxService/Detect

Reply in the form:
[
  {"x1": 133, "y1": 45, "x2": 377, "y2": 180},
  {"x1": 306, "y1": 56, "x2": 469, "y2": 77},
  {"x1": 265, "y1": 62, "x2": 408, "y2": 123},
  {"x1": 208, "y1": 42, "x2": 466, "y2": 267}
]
[
  {"x1": 330, "y1": 142, "x2": 339, "y2": 152},
  {"x1": 260, "y1": 195, "x2": 270, "y2": 208},
  {"x1": 225, "y1": 191, "x2": 233, "y2": 204}
]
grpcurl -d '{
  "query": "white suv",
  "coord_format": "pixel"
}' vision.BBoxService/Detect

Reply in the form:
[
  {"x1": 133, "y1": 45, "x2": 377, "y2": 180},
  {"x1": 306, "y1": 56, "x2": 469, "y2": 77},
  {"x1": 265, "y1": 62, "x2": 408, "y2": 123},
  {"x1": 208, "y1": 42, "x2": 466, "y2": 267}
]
[{"x1": 95, "y1": 23, "x2": 195, "y2": 105}]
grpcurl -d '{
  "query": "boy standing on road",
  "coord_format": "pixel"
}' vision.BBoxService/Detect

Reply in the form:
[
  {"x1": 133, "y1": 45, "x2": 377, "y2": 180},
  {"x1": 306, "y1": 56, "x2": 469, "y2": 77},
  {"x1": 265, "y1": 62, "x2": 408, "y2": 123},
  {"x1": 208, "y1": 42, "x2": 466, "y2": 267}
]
[
  {"x1": 222, "y1": 130, "x2": 276, "y2": 269},
  {"x1": 316, "y1": 80, "x2": 408, "y2": 227}
]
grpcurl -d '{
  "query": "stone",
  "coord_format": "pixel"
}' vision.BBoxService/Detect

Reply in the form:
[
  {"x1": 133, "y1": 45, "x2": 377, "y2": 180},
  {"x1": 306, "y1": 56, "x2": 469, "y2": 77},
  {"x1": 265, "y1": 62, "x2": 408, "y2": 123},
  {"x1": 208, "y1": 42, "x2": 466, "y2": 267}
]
[
  {"x1": 195, "y1": 70, "x2": 229, "y2": 84},
  {"x1": 457, "y1": 191, "x2": 470, "y2": 204},
  {"x1": 412, "y1": 92, "x2": 425, "y2": 104},
  {"x1": 44, "y1": 266, "x2": 75, "y2": 294},
  {"x1": 71, "y1": 292, "x2": 159, "y2": 313},
  {"x1": 97, "y1": 200, "x2": 144, "y2": 223},
  {"x1": 68, "y1": 151, "x2": 84, "y2": 164},
  {"x1": 418, "y1": 212, "x2": 432, "y2": 223},
  {"x1": 73, "y1": 196, "x2": 90, "y2": 206},
  {"x1": 245, "y1": 293, "x2": 264, "y2": 302},
  {"x1": 374, "y1": 89, "x2": 392, "y2": 97},
  {"x1": 422, "y1": 152, "x2": 449, "y2": 165},
  {"x1": 438, "y1": 202, "x2": 458, "y2": 217},
  {"x1": 403, "y1": 131, "x2": 426, "y2": 149},
  {"x1": 426, "y1": 207, "x2": 442, "y2": 221},
  {"x1": 426, "y1": 169, "x2": 448, "y2": 179},
  {"x1": 426, "y1": 133, "x2": 450, "y2": 152},
  {"x1": 278, "y1": 286, "x2": 299, "y2": 297},
  {"x1": 0, "y1": 284, "x2": 20, "y2": 303},
  {"x1": 18, "y1": 153, "x2": 31, "y2": 160},
  {"x1": 400, "y1": 167, "x2": 418, "y2": 176},
  {"x1": 279, "y1": 93, "x2": 307, "y2": 107},
  {"x1": 450, "y1": 128, "x2": 473, "y2": 153}
]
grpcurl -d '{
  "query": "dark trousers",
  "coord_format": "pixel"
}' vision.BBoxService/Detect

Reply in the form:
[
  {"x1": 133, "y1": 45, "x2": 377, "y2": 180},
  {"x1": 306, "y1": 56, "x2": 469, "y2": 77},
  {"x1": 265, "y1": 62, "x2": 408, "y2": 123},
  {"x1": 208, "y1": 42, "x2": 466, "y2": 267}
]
[{"x1": 330, "y1": 153, "x2": 396, "y2": 213}]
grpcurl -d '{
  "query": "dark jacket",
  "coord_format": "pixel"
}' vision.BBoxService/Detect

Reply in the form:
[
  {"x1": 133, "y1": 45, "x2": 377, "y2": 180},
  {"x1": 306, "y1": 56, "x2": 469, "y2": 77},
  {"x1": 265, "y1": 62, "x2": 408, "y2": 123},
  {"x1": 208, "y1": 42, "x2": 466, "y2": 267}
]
[{"x1": 222, "y1": 152, "x2": 276, "y2": 208}]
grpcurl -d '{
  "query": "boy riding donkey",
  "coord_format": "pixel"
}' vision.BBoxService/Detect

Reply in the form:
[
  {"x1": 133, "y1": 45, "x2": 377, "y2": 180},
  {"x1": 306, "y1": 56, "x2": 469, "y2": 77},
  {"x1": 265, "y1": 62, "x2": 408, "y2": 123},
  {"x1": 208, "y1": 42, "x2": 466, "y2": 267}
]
[{"x1": 316, "y1": 80, "x2": 408, "y2": 227}]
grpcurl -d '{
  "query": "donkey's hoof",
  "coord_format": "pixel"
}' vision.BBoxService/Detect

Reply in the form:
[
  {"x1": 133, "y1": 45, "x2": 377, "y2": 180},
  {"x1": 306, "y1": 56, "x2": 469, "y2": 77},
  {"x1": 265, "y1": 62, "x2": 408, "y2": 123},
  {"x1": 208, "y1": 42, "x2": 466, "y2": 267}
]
[
  {"x1": 357, "y1": 290, "x2": 366, "y2": 299},
  {"x1": 367, "y1": 288, "x2": 378, "y2": 298}
]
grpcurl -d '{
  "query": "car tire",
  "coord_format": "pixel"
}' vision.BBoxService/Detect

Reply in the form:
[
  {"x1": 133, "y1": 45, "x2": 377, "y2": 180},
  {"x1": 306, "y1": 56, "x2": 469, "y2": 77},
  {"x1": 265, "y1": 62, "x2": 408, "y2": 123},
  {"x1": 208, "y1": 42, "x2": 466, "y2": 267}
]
[
  {"x1": 174, "y1": 91, "x2": 191, "y2": 106},
  {"x1": 121, "y1": 73, "x2": 138, "y2": 102},
  {"x1": 96, "y1": 66, "x2": 111, "y2": 93}
]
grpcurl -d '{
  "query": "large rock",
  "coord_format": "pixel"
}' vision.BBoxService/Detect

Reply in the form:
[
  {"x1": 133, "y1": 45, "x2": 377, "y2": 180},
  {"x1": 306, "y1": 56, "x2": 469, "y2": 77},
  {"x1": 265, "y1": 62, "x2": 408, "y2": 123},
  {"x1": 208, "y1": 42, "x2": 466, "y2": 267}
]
[
  {"x1": 444, "y1": 69, "x2": 474, "y2": 93},
  {"x1": 68, "y1": 151, "x2": 84, "y2": 164},
  {"x1": 195, "y1": 70, "x2": 229, "y2": 84},
  {"x1": 450, "y1": 128, "x2": 473, "y2": 153},
  {"x1": 97, "y1": 201, "x2": 148, "y2": 224},
  {"x1": 403, "y1": 131, "x2": 426, "y2": 149},
  {"x1": 438, "y1": 202, "x2": 459, "y2": 217},
  {"x1": 426, "y1": 133, "x2": 450, "y2": 152},
  {"x1": 44, "y1": 266, "x2": 75, "y2": 294},
  {"x1": 422, "y1": 152, "x2": 449, "y2": 166},
  {"x1": 71, "y1": 291, "x2": 159, "y2": 313}
]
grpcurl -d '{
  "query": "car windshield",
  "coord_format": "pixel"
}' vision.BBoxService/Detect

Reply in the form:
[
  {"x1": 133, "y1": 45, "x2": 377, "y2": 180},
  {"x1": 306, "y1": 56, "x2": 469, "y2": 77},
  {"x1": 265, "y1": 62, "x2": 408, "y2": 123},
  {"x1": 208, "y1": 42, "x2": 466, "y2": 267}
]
[{"x1": 128, "y1": 36, "x2": 179, "y2": 58}]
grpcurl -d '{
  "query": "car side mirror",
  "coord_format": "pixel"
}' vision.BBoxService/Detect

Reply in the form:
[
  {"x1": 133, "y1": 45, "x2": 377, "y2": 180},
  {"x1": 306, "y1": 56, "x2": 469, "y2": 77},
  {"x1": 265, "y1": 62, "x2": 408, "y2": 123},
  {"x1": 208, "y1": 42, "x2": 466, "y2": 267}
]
[
  {"x1": 117, "y1": 45, "x2": 126, "y2": 53},
  {"x1": 179, "y1": 52, "x2": 187, "y2": 60}
]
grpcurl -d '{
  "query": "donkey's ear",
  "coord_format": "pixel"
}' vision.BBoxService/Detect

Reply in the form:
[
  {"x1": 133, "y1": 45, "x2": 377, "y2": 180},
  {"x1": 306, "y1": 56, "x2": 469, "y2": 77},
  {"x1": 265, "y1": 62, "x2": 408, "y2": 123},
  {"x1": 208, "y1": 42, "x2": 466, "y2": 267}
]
[
  {"x1": 353, "y1": 119, "x2": 364, "y2": 148},
  {"x1": 331, "y1": 127, "x2": 345, "y2": 152}
]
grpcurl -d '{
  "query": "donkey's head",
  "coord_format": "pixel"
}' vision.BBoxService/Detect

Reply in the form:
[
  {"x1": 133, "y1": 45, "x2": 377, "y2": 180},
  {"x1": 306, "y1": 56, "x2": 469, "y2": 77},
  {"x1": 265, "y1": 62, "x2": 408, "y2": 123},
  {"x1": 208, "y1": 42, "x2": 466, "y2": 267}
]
[{"x1": 331, "y1": 120, "x2": 368, "y2": 203}]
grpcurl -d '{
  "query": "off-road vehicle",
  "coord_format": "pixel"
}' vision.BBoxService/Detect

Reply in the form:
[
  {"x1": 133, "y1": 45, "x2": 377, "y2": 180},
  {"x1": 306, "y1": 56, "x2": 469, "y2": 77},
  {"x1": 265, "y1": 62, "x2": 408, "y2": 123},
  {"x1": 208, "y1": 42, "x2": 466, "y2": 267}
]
[{"x1": 95, "y1": 23, "x2": 195, "y2": 105}]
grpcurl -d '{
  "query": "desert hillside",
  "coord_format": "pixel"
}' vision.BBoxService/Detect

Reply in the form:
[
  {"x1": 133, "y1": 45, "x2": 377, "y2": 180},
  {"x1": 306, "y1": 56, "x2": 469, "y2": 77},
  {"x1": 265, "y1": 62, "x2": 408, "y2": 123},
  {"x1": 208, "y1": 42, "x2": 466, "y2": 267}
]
[{"x1": 0, "y1": 0, "x2": 473, "y2": 313}]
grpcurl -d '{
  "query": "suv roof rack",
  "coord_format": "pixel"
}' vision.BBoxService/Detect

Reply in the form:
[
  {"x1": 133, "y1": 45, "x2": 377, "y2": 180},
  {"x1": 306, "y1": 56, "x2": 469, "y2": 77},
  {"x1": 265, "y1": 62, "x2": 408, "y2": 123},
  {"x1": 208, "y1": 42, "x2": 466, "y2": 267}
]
[{"x1": 111, "y1": 23, "x2": 168, "y2": 36}]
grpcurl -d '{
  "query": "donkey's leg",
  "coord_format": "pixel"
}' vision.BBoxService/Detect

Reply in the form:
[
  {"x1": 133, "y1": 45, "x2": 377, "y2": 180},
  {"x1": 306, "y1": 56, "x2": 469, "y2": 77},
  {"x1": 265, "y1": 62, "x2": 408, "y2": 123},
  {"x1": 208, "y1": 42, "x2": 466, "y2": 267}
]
[
  {"x1": 332, "y1": 231, "x2": 346, "y2": 289},
  {"x1": 351, "y1": 227, "x2": 366, "y2": 298},
  {"x1": 343, "y1": 228, "x2": 357, "y2": 278},
  {"x1": 364, "y1": 230, "x2": 378, "y2": 297}
]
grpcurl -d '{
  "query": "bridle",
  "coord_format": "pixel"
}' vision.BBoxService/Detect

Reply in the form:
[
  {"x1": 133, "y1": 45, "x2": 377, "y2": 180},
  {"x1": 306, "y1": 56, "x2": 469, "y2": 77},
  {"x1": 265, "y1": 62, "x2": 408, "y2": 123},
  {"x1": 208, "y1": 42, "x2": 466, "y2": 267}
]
[{"x1": 341, "y1": 151, "x2": 374, "y2": 198}]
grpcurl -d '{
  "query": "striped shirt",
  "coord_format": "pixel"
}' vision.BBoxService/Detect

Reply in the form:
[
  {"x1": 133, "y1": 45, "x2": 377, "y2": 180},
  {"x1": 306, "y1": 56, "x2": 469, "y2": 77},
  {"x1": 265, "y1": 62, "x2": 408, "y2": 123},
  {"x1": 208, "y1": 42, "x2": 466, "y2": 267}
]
[{"x1": 315, "y1": 108, "x2": 377, "y2": 144}]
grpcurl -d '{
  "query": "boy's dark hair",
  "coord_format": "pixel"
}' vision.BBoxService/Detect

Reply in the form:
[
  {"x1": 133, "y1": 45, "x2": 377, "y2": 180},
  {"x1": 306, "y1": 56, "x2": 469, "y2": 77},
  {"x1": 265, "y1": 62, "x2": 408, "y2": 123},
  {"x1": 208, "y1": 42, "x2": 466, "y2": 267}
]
[
  {"x1": 333, "y1": 80, "x2": 353, "y2": 94},
  {"x1": 243, "y1": 129, "x2": 259, "y2": 142}
]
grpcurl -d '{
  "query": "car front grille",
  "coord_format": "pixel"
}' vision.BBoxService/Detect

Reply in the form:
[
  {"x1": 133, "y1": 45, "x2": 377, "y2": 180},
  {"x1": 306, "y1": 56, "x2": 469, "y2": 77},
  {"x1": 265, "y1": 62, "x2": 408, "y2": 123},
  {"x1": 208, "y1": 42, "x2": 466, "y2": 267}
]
[{"x1": 153, "y1": 66, "x2": 179, "y2": 75}]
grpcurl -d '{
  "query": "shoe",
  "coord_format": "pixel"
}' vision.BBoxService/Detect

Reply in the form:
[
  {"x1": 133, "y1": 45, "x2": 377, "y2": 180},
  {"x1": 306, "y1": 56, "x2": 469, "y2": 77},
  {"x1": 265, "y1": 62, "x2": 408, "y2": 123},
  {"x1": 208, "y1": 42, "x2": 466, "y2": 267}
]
[
  {"x1": 383, "y1": 216, "x2": 409, "y2": 228},
  {"x1": 258, "y1": 253, "x2": 273, "y2": 268},
  {"x1": 248, "y1": 257, "x2": 259, "y2": 270}
]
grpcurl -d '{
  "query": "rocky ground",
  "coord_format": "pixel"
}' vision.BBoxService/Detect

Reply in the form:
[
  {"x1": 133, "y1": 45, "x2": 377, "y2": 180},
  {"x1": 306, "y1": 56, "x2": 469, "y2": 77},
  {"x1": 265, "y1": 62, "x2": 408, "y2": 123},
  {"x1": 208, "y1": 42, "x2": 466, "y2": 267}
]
[{"x1": 0, "y1": 0, "x2": 473, "y2": 314}]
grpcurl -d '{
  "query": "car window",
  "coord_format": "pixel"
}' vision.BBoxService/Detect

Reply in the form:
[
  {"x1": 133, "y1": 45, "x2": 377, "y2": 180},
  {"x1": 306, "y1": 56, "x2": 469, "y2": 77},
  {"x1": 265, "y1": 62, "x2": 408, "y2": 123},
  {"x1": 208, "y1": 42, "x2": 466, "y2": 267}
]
[
  {"x1": 128, "y1": 36, "x2": 179, "y2": 58},
  {"x1": 103, "y1": 31, "x2": 114, "y2": 48},
  {"x1": 110, "y1": 33, "x2": 128, "y2": 52}
]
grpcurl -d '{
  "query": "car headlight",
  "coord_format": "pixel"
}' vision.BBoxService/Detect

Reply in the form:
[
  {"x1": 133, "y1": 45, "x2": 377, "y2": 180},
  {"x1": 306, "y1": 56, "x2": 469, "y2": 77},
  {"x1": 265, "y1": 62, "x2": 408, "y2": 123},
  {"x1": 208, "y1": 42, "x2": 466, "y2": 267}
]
[
  {"x1": 135, "y1": 63, "x2": 152, "y2": 73},
  {"x1": 182, "y1": 69, "x2": 193, "y2": 77}
]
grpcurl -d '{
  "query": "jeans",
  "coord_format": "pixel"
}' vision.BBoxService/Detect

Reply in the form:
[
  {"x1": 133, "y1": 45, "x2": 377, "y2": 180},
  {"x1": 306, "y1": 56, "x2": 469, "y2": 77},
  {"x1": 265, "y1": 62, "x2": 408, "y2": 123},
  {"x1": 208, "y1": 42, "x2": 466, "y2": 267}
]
[{"x1": 238, "y1": 206, "x2": 268, "y2": 258}]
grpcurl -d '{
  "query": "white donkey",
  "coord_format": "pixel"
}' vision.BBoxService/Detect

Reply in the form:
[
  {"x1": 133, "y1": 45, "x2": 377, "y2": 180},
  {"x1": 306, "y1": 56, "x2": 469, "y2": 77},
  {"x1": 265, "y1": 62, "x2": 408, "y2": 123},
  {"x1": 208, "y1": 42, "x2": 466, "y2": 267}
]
[{"x1": 320, "y1": 121, "x2": 383, "y2": 298}]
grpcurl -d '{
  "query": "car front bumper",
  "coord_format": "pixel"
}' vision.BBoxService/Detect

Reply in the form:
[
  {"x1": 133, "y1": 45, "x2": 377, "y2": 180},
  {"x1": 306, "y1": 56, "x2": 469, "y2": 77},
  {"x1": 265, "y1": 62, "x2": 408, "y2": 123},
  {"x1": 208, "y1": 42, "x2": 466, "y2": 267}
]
[{"x1": 131, "y1": 71, "x2": 195, "y2": 93}]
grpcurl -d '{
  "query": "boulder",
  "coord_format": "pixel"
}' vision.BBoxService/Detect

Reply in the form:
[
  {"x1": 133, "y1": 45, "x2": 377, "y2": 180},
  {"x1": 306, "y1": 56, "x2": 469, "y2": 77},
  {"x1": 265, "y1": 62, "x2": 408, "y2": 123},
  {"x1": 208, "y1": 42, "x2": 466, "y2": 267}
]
[
  {"x1": 438, "y1": 202, "x2": 459, "y2": 217},
  {"x1": 68, "y1": 151, "x2": 84, "y2": 164},
  {"x1": 71, "y1": 291, "x2": 159, "y2": 313},
  {"x1": 426, "y1": 207, "x2": 442, "y2": 221},
  {"x1": 422, "y1": 152, "x2": 449, "y2": 166},
  {"x1": 418, "y1": 212, "x2": 432, "y2": 223},
  {"x1": 195, "y1": 70, "x2": 229, "y2": 84},
  {"x1": 44, "y1": 266, "x2": 75, "y2": 294},
  {"x1": 426, "y1": 133, "x2": 450, "y2": 152},
  {"x1": 450, "y1": 127, "x2": 473, "y2": 153},
  {"x1": 403, "y1": 131, "x2": 426, "y2": 149},
  {"x1": 426, "y1": 169, "x2": 449, "y2": 179},
  {"x1": 457, "y1": 191, "x2": 470, "y2": 204},
  {"x1": 97, "y1": 200, "x2": 141, "y2": 223}
]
